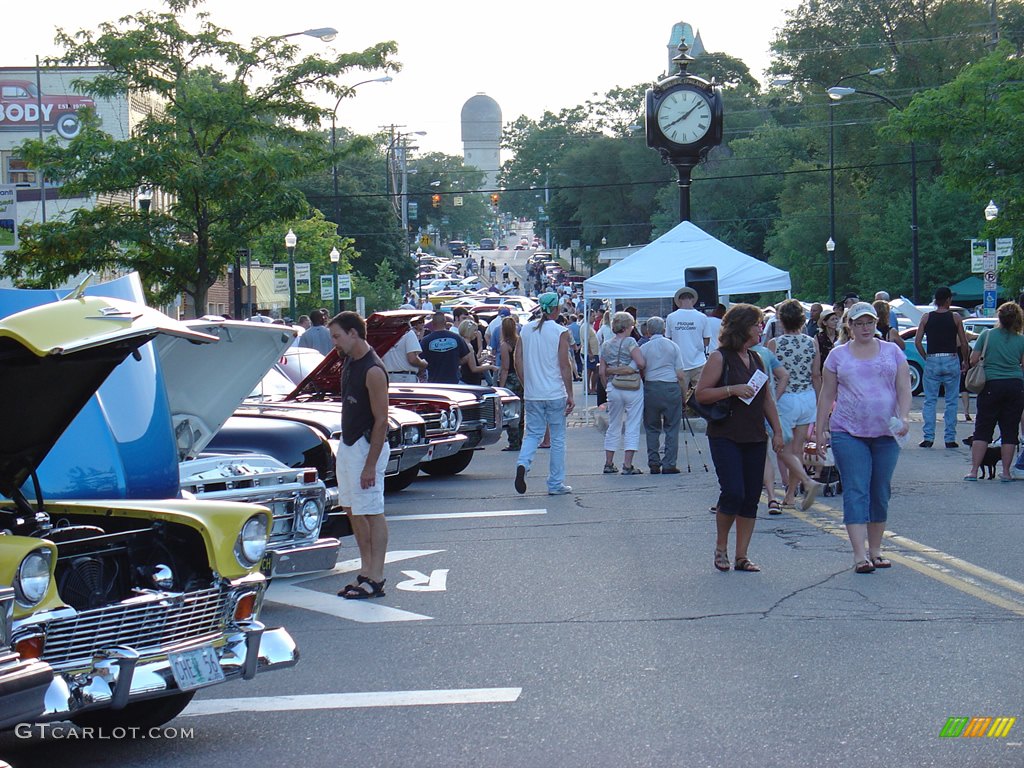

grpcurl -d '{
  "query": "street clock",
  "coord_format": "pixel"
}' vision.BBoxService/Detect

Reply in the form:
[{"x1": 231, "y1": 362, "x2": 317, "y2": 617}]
[{"x1": 645, "y1": 79, "x2": 722, "y2": 157}]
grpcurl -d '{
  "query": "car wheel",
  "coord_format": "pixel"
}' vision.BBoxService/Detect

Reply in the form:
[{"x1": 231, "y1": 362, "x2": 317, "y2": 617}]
[
  {"x1": 420, "y1": 450, "x2": 474, "y2": 476},
  {"x1": 70, "y1": 691, "x2": 196, "y2": 730},
  {"x1": 54, "y1": 112, "x2": 82, "y2": 139},
  {"x1": 908, "y1": 361, "x2": 923, "y2": 395},
  {"x1": 384, "y1": 466, "x2": 419, "y2": 493}
]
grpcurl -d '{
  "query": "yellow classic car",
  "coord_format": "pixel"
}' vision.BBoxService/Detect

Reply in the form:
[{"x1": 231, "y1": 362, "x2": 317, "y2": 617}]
[{"x1": 0, "y1": 293, "x2": 298, "y2": 730}]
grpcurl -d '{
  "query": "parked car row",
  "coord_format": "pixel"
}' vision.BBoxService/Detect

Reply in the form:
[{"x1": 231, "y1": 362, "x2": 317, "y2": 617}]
[{"x1": 0, "y1": 280, "x2": 520, "y2": 733}]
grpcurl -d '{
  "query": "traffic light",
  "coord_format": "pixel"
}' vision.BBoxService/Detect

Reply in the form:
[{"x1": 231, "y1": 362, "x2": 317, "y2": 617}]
[
  {"x1": 490, "y1": 193, "x2": 500, "y2": 207},
  {"x1": 431, "y1": 194, "x2": 441, "y2": 208}
]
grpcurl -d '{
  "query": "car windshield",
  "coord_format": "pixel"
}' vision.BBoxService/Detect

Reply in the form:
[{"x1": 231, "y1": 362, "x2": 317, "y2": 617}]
[{"x1": 249, "y1": 366, "x2": 296, "y2": 401}]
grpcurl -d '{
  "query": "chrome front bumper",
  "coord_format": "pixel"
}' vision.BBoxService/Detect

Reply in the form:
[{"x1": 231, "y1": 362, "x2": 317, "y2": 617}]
[
  {"x1": 35, "y1": 622, "x2": 297, "y2": 723},
  {"x1": 391, "y1": 443, "x2": 431, "y2": 473},
  {"x1": 0, "y1": 651, "x2": 53, "y2": 730},
  {"x1": 425, "y1": 433, "x2": 468, "y2": 461},
  {"x1": 263, "y1": 537, "x2": 341, "y2": 578}
]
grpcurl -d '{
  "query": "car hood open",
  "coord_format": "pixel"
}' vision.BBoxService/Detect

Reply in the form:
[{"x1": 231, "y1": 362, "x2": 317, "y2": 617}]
[{"x1": 0, "y1": 293, "x2": 216, "y2": 497}]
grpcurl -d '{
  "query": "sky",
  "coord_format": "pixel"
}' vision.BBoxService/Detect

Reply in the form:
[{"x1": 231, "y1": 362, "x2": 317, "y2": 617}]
[{"x1": 6, "y1": 0, "x2": 801, "y2": 155}]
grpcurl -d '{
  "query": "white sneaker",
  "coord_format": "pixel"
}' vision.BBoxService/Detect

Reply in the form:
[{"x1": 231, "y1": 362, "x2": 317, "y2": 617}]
[{"x1": 548, "y1": 485, "x2": 573, "y2": 496}]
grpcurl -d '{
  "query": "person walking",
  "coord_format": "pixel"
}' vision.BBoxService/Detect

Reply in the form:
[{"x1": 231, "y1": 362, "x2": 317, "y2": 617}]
[
  {"x1": 329, "y1": 312, "x2": 391, "y2": 599},
  {"x1": 815, "y1": 302, "x2": 912, "y2": 574},
  {"x1": 767, "y1": 299, "x2": 824, "y2": 510},
  {"x1": 914, "y1": 286, "x2": 970, "y2": 448},
  {"x1": 696, "y1": 304, "x2": 785, "y2": 573},
  {"x1": 514, "y1": 292, "x2": 574, "y2": 496},
  {"x1": 600, "y1": 311, "x2": 647, "y2": 475},
  {"x1": 498, "y1": 316, "x2": 524, "y2": 451},
  {"x1": 639, "y1": 316, "x2": 686, "y2": 474},
  {"x1": 873, "y1": 300, "x2": 906, "y2": 350},
  {"x1": 964, "y1": 302, "x2": 1024, "y2": 481},
  {"x1": 665, "y1": 286, "x2": 710, "y2": 398},
  {"x1": 814, "y1": 307, "x2": 840, "y2": 373}
]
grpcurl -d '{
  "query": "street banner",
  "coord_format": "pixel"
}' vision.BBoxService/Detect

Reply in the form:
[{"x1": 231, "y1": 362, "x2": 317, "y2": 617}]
[
  {"x1": 295, "y1": 263, "x2": 311, "y2": 294},
  {"x1": 273, "y1": 263, "x2": 289, "y2": 295},
  {"x1": 337, "y1": 274, "x2": 352, "y2": 300},
  {"x1": 320, "y1": 275, "x2": 334, "y2": 301},
  {"x1": 0, "y1": 185, "x2": 16, "y2": 250},
  {"x1": 970, "y1": 239, "x2": 988, "y2": 273},
  {"x1": 996, "y1": 237, "x2": 1014, "y2": 261}
]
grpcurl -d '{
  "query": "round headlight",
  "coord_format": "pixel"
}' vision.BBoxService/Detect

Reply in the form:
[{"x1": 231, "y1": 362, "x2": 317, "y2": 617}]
[
  {"x1": 15, "y1": 548, "x2": 52, "y2": 607},
  {"x1": 298, "y1": 499, "x2": 321, "y2": 534},
  {"x1": 440, "y1": 411, "x2": 451, "y2": 430},
  {"x1": 235, "y1": 514, "x2": 269, "y2": 567},
  {"x1": 402, "y1": 426, "x2": 421, "y2": 445}
]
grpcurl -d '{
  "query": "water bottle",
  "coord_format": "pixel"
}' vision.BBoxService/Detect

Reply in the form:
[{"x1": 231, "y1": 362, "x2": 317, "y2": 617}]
[{"x1": 889, "y1": 416, "x2": 908, "y2": 448}]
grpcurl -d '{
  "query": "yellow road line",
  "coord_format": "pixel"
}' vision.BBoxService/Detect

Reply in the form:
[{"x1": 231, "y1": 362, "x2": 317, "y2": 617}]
[{"x1": 784, "y1": 504, "x2": 1024, "y2": 618}]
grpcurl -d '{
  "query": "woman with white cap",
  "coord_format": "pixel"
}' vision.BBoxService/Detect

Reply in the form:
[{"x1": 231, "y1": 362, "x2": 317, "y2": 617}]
[{"x1": 814, "y1": 302, "x2": 912, "y2": 573}]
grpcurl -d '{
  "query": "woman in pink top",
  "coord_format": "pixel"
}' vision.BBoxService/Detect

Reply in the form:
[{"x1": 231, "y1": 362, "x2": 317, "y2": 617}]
[{"x1": 814, "y1": 303, "x2": 912, "y2": 574}]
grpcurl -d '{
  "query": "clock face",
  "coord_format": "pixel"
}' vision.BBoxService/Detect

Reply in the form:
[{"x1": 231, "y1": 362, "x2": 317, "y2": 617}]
[{"x1": 656, "y1": 88, "x2": 713, "y2": 145}]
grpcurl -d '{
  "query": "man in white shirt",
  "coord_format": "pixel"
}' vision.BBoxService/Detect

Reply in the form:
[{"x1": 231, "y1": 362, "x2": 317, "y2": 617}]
[
  {"x1": 641, "y1": 316, "x2": 687, "y2": 474},
  {"x1": 705, "y1": 304, "x2": 725, "y2": 353},
  {"x1": 380, "y1": 320, "x2": 427, "y2": 383},
  {"x1": 665, "y1": 286, "x2": 710, "y2": 396},
  {"x1": 514, "y1": 292, "x2": 574, "y2": 496}
]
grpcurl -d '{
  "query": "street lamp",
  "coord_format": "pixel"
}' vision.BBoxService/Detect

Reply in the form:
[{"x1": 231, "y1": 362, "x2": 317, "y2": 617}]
[
  {"x1": 330, "y1": 246, "x2": 341, "y2": 314},
  {"x1": 285, "y1": 228, "x2": 297, "y2": 320},
  {"x1": 330, "y1": 77, "x2": 392, "y2": 239},
  {"x1": 828, "y1": 85, "x2": 920, "y2": 302},
  {"x1": 985, "y1": 200, "x2": 999, "y2": 221},
  {"x1": 773, "y1": 69, "x2": 884, "y2": 303},
  {"x1": 279, "y1": 27, "x2": 338, "y2": 42}
]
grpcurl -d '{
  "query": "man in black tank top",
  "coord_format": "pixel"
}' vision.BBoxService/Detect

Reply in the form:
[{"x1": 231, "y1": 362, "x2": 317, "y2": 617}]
[
  {"x1": 914, "y1": 286, "x2": 970, "y2": 448},
  {"x1": 329, "y1": 312, "x2": 391, "y2": 599}
]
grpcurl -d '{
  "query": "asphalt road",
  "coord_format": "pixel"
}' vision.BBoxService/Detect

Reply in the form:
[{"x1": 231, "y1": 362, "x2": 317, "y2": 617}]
[{"x1": 4, "y1": 392, "x2": 1022, "y2": 768}]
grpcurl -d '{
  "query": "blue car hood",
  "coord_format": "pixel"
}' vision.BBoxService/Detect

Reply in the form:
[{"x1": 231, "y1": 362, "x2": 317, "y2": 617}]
[{"x1": 0, "y1": 275, "x2": 183, "y2": 499}]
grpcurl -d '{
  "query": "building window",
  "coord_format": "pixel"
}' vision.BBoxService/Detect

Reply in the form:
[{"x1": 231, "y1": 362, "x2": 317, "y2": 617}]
[{"x1": 4, "y1": 157, "x2": 57, "y2": 187}]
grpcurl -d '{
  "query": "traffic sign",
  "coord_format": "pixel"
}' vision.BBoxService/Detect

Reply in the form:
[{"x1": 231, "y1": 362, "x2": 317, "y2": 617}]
[{"x1": 419, "y1": 234, "x2": 430, "y2": 248}]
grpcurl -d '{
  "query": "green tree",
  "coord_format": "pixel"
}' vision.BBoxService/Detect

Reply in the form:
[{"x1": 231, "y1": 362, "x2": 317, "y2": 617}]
[{"x1": 3, "y1": 0, "x2": 397, "y2": 315}]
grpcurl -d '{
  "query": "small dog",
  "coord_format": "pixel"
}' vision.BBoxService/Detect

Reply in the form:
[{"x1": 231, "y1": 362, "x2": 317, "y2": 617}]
[{"x1": 962, "y1": 436, "x2": 1001, "y2": 479}]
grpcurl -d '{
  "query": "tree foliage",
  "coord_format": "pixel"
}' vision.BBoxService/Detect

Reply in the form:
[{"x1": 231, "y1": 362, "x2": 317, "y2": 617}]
[{"x1": 3, "y1": 0, "x2": 398, "y2": 315}]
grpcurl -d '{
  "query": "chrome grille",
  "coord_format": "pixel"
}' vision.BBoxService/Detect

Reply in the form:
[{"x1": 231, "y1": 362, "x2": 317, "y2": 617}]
[
  {"x1": 481, "y1": 395, "x2": 500, "y2": 429},
  {"x1": 41, "y1": 587, "x2": 231, "y2": 669}
]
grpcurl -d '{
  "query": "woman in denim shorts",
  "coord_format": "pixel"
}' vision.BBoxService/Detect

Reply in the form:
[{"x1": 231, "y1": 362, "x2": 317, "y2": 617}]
[{"x1": 814, "y1": 303, "x2": 912, "y2": 574}]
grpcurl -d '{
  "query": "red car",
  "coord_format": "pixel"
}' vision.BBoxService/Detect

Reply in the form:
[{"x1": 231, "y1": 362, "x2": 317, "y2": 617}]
[{"x1": 0, "y1": 79, "x2": 95, "y2": 139}]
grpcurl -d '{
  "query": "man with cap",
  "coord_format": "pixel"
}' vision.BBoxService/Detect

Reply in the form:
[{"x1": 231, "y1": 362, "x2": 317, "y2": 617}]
[
  {"x1": 842, "y1": 293, "x2": 860, "y2": 311},
  {"x1": 514, "y1": 292, "x2": 574, "y2": 496},
  {"x1": 665, "y1": 286, "x2": 711, "y2": 398}
]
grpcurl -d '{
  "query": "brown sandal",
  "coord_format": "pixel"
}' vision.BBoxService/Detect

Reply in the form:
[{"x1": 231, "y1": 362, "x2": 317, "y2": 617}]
[
  {"x1": 870, "y1": 556, "x2": 892, "y2": 569},
  {"x1": 854, "y1": 560, "x2": 876, "y2": 574},
  {"x1": 734, "y1": 557, "x2": 761, "y2": 572},
  {"x1": 714, "y1": 549, "x2": 730, "y2": 572}
]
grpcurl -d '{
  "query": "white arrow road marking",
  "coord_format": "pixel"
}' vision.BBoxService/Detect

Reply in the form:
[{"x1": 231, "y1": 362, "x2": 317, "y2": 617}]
[
  {"x1": 182, "y1": 688, "x2": 522, "y2": 716},
  {"x1": 396, "y1": 569, "x2": 449, "y2": 592},
  {"x1": 389, "y1": 509, "x2": 546, "y2": 522},
  {"x1": 265, "y1": 550, "x2": 444, "y2": 623}
]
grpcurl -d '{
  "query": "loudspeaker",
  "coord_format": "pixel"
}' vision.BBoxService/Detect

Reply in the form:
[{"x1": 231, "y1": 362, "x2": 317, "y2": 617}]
[{"x1": 684, "y1": 267, "x2": 719, "y2": 312}]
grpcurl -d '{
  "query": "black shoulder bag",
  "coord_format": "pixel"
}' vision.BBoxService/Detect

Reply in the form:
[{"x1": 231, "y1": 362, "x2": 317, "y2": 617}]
[{"x1": 687, "y1": 352, "x2": 732, "y2": 423}]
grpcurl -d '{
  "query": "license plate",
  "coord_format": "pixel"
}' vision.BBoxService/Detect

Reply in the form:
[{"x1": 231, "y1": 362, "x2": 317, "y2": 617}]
[
  {"x1": 260, "y1": 551, "x2": 274, "y2": 577},
  {"x1": 169, "y1": 646, "x2": 226, "y2": 691}
]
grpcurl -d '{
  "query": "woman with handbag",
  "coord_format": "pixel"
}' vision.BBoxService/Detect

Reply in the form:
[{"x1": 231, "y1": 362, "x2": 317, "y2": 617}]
[
  {"x1": 964, "y1": 302, "x2": 1024, "y2": 481},
  {"x1": 498, "y1": 316, "x2": 525, "y2": 451},
  {"x1": 696, "y1": 304, "x2": 785, "y2": 573},
  {"x1": 599, "y1": 311, "x2": 646, "y2": 475},
  {"x1": 814, "y1": 302, "x2": 912, "y2": 573}
]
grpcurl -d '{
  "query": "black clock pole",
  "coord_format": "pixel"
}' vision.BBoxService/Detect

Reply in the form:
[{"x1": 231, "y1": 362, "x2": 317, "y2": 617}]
[{"x1": 673, "y1": 160, "x2": 697, "y2": 223}]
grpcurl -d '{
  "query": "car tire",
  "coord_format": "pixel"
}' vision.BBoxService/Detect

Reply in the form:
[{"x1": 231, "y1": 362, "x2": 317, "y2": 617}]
[
  {"x1": 908, "y1": 361, "x2": 923, "y2": 395},
  {"x1": 54, "y1": 112, "x2": 82, "y2": 139},
  {"x1": 70, "y1": 691, "x2": 196, "y2": 730},
  {"x1": 419, "y1": 450, "x2": 474, "y2": 476},
  {"x1": 384, "y1": 466, "x2": 419, "y2": 493}
]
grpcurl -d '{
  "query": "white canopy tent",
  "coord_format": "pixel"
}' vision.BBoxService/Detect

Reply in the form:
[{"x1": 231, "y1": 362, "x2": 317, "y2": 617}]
[{"x1": 582, "y1": 221, "x2": 791, "y2": 300}]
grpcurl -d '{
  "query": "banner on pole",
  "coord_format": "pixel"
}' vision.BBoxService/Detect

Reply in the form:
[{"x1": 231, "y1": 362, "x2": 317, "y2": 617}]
[
  {"x1": 273, "y1": 263, "x2": 289, "y2": 295},
  {"x1": 320, "y1": 275, "x2": 334, "y2": 301},
  {"x1": 295, "y1": 263, "x2": 311, "y2": 294},
  {"x1": 0, "y1": 185, "x2": 17, "y2": 251}
]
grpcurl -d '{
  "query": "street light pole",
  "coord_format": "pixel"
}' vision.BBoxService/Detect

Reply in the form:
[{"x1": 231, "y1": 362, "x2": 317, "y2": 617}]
[
  {"x1": 828, "y1": 86, "x2": 919, "y2": 302},
  {"x1": 330, "y1": 246, "x2": 340, "y2": 314},
  {"x1": 829, "y1": 102, "x2": 836, "y2": 305},
  {"x1": 285, "y1": 228, "x2": 297, "y2": 320}
]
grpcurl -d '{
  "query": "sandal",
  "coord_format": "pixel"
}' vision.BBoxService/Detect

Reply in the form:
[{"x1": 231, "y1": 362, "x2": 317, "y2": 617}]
[
  {"x1": 963, "y1": 475, "x2": 978, "y2": 482},
  {"x1": 714, "y1": 549, "x2": 731, "y2": 572},
  {"x1": 621, "y1": 466, "x2": 643, "y2": 475},
  {"x1": 603, "y1": 464, "x2": 618, "y2": 474},
  {"x1": 338, "y1": 576, "x2": 386, "y2": 599},
  {"x1": 734, "y1": 557, "x2": 761, "y2": 572},
  {"x1": 767, "y1": 500, "x2": 783, "y2": 515},
  {"x1": 870, "y1": 555, "x2": 892, "y2": 569},
  {"x1": 854, "y1": 560, "x2": 876, "y2": 574}
]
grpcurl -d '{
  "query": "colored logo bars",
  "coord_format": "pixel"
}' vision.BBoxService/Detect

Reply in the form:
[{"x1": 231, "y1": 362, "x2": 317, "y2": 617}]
[{"x1": 940, "y1": 716, "x2": 1016, "y2": 738}]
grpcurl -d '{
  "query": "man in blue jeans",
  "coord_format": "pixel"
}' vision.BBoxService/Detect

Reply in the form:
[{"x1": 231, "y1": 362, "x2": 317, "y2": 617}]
[
  {"x1": 914, "y1": 286, "x2": 970, "y2": 448},
  {"x1": 514, "y1": 292, "x2": 575, "y2": 495}
]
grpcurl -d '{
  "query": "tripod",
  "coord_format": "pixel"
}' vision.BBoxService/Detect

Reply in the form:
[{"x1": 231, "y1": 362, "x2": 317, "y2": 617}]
[{"x1": 680, "y1": 411, "x2": 709, "y2": 473}]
